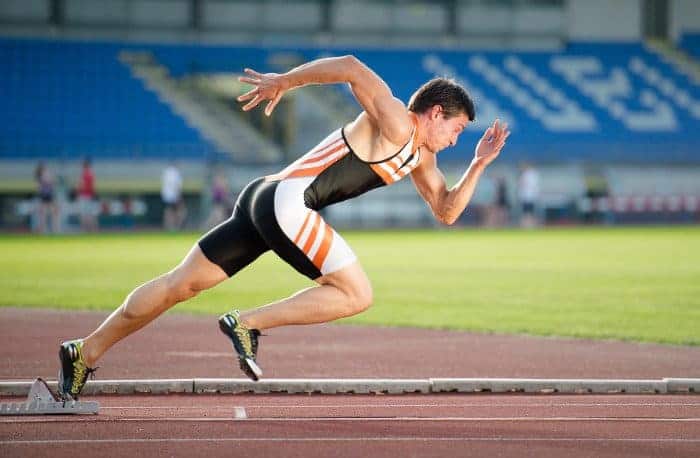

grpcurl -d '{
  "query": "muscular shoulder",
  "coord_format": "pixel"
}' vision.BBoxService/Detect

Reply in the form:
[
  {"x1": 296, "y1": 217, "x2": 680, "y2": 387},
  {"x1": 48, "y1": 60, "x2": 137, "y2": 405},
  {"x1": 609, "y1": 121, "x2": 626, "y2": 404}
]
[
  {"x1": 375, "y1": 98, "x2": 413, "y2": 144},
  {"x1": 344, "y1": 112, "x2": 413, "y2": 162}
]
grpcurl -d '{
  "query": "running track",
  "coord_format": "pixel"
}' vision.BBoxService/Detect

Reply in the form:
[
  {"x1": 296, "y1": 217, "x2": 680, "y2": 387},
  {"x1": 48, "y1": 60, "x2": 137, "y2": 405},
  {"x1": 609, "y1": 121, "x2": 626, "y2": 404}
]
[
  {"x1": 1, "y1": 308, "x2": 699, "y2": 457},
  {"x1": 2, "y1": 393, "x2": 700, "y2": 457}
]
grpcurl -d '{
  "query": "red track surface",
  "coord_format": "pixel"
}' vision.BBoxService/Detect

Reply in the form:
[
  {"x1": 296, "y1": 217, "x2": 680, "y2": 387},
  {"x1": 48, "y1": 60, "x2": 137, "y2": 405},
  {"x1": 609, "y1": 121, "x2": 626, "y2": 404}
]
[
  {"x1": 2, "y1": 308, "x2": 699, "y2": 380},
  {"x1": 2, "y1": 394, "x2": 700, "y2": 457},
  {"x1": 1, "y1": 308, "x2": 699, "y2": 457}
]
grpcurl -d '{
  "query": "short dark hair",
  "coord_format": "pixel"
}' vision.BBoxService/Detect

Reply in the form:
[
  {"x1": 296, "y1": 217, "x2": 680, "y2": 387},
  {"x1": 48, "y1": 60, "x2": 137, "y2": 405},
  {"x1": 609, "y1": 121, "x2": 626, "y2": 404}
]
[{"x1": 408, "y1": 77, "x2": 475, "y2": 121}]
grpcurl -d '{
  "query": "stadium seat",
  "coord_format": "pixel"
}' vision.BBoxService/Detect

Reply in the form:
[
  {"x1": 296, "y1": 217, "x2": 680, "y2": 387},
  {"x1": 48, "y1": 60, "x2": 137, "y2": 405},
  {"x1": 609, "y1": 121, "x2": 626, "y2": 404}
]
[{"x1": 2, "y1": 38, "x2": 698, "y2": 163}]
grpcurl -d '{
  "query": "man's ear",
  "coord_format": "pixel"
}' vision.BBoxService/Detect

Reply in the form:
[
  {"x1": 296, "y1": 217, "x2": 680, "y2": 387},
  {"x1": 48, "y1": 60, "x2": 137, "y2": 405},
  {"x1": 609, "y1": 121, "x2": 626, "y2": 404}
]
[{"x1": 430, "y1": 104, "x2": 444, "y2": 120}]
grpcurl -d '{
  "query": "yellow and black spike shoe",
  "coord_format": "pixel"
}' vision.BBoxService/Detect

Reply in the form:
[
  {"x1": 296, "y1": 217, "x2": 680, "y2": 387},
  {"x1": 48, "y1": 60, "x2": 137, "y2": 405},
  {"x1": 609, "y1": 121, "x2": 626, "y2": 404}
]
[
  {"x1": 58, "y1": 339, "x2": 97, "y2": 401},
  {"x1": 218, "y1": 311, "x2": 262, "y2": 381}
]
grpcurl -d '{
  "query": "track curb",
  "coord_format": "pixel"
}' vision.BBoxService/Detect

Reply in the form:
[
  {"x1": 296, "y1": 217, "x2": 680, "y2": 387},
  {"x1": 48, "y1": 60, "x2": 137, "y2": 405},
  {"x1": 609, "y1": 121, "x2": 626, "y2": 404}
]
[{"x1": 1, "y1": 378, "x2": 698, "y2": 396}]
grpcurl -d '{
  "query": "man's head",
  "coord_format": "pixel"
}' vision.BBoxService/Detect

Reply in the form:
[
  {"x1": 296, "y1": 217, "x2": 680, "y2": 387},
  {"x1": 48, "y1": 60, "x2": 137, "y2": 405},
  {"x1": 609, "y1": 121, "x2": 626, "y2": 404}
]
[{"x1": 408, "y1": 77, "x2": 475, "y2": 153}]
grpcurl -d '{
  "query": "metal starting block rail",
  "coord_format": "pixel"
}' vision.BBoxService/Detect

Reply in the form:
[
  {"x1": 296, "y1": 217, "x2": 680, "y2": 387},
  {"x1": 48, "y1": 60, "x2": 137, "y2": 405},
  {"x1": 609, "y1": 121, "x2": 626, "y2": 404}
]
[{"x1": 0, "y1": 378, "x2": 99, "y2": 416}]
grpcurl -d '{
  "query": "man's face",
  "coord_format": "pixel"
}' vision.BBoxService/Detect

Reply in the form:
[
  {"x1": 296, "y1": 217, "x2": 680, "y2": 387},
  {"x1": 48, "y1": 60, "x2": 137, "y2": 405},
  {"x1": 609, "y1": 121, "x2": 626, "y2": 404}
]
[{"x1": 425, "y1": 107, "x2": 470, "y2": 153}]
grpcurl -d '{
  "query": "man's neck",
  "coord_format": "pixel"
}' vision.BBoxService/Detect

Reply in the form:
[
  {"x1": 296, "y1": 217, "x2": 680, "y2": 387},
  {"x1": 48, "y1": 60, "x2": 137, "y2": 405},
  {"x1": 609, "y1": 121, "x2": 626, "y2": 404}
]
[{"x1": 408, "y1": 111, "x2": 426, "y2": 151}]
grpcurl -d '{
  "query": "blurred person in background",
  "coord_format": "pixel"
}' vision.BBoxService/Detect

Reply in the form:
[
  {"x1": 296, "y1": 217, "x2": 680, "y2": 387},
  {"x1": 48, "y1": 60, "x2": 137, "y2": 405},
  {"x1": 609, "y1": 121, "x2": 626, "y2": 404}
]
[
  {"x1": 161, "y1": 161, "x2": 186, "y2": 231},
  {"x1": 518, "y1": 162, "x2": 540, "y2": 228},
  {"x1": 57, "y1": 55, "x2": 509, "y2": 398},
  {"x1": 485, "y1": 175, "x2": 510, "y2": 227},
  {"x1": 583, "y1": 166, "x2": 611, "y2": 224},
  {"x1": 77, "y1": 158, "x2": 98, "y2": 232},
  {"x1": 203, "y1": 173, "x2": 231, "y2": 230},
  {"x1": 34, "y1": 161, "x2": 59, "y2": 234}
]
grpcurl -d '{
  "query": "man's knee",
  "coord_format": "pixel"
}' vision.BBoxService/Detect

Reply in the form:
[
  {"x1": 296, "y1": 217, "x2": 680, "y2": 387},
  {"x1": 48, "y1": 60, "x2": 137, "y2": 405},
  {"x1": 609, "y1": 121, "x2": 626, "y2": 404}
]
[
  {"x1": 319, "y1": 262, "x2": 373, "y2": 316},
  {"x1": 354, "y1": 284, "x2": 373, "y2": 313},
  {"x1": 344, "y1": 281, "x2": 373, "y2": 316}
]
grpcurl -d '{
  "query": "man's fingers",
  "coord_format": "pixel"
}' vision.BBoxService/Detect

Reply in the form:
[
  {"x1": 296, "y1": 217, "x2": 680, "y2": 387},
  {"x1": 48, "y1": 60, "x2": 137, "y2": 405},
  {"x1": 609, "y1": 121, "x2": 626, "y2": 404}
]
[
  {"x1": 244, "y1": 68, "x2": 263, "y2": 78},
  {"x1": 495, "y1": 132, "x2": 509, "y2": 150},
  {"x1": 501, "y1": 131, "x2": 510, "y2": 144},
  {"x1": 242, "y1": 94, "x2": 263, "y2": 111},
  {"x1": 264, "y1": 92, "x2": 282, "y2": 116},
  {"x1": 237, "y1": 88, "x2": 258, "y2": 102},
  {"x1": 495, "y1": 123, "x2": 509, "y2": 143},
  {"x1": 238, "y1": 76, "x2": 260, "y2": 85},
  {"x1": 484, "y1": 118, "x2": 508, "y2": 141}
]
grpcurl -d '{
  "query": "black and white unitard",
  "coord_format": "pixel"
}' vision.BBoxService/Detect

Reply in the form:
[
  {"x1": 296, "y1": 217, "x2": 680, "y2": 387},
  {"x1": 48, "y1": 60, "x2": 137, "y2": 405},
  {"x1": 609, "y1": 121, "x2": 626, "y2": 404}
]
[{"x1": 199, "y1": 125, "x2": 421, "y2": 280}]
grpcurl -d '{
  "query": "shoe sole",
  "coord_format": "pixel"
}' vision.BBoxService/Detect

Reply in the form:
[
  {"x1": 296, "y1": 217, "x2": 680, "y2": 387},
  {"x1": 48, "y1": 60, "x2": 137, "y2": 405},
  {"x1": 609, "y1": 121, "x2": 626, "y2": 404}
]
[
  {"x1": 243, "y1": 357, "x2": 263, "y2": 381},
  {"x1": 57, "y1": 367, "x2": 68, "y2": 400},
  {"x1": 57, "y1": 346, "x2": 76, "y2": 401},
  {"x1": 218, "y1": 317, "x2": 262, "y2": 381}
]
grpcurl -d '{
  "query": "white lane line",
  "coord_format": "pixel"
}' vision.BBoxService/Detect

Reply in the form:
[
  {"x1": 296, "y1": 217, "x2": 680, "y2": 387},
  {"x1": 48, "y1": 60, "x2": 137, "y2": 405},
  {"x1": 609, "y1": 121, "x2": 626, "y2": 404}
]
[
  {"x1": 3, "y1": 416, "x2": 700, "y2": 423},
  {"x1": 234, "y1": 407, "x2": 247, "y2": 419},
  {"x1": 148, "y1": 416, "x2": 700, "y2": 422},
  {"x1": 3, "y1": 438, "x2": 700, "y2": 445},
  {"x1": 98, "y1": 402, "x2": 700, "y2": 409}
]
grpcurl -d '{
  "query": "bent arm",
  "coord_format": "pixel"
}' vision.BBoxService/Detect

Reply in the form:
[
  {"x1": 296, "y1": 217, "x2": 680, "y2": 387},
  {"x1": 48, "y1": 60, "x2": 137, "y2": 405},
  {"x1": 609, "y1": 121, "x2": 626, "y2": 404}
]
[
  {"x1": 279, "y1": 55, "x2": 356, "y2": 88},
  {"x1": 241, "y1": 55, "x2": 410, "y2": 144},
  {"x1": 411, "y1": 153, "x2": 487, "y2": 225},
  {"x1": 412, "y1": 119, "x2": 509, "y2": 225}
]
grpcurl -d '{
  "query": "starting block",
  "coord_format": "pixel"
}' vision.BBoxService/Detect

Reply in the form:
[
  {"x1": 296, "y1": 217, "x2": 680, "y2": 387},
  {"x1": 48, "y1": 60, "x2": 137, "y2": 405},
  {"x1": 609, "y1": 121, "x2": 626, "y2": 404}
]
[{"x1": 0, "y1": 378, "x2": 99, "y2": 415}]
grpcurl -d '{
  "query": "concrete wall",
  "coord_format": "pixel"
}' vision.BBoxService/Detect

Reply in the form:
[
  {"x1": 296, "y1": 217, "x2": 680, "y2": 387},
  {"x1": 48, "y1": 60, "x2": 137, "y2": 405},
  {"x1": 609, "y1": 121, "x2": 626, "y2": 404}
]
[
  {"x1": 333, "y1": 1, "x2": 446, "y2": 33},
  {"x1": 0, "y1": 0, "x2": 564, "y2": 41},
  {"x1": 65, "y1": 0, "x2": 189, "y2": 27},
  {"x1": 670, "y1": 0, "x2": 700, "y2": 41},
  {"x1": 4, "y1": 0, "x2": 673, "y2": 46},
  {"x1": 0, "y1": 0, "x2": 49, "y2": 22},
  {"x1": 567, "y1": 0, "x2": 642, "y2": 41},
  {"x1": 458, "y1": 3, "x2": 564, "y2": 37}
]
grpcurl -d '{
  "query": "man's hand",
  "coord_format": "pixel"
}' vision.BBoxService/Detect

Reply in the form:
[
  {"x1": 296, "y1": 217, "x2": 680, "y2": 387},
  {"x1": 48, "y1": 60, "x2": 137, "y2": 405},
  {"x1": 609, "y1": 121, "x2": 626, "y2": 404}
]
[
  {"x1": 237, "y1": 68, "x2": 288, "y2": 116},
  {"x1": 474, "y1": 119, "x2": 510, "y2": 167}
]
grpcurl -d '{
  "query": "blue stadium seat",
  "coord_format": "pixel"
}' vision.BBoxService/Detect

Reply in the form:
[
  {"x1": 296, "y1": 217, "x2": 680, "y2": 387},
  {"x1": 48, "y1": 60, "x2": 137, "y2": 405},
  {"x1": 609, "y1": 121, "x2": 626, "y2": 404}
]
[
  {"x1": 2, "y1": 38, "x2": 698, "y2": 163},
  {"x1": 680, "y1": 33, "x2": 700, "y2": 60},
  {"x1": 0, "y1": 38, "x2": 214, "y2": 160},
  {"x1": 289, "y1": 42, "x2": 700, "y2": 163},
  {"x1": 160, "y1": 41, "x2": 699, "y2": 164}
]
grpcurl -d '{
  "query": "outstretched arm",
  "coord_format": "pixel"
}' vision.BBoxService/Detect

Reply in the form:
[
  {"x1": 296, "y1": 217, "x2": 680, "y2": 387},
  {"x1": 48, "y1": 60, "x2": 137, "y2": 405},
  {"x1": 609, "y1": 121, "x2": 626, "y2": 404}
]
[
  {"x1": 411, "y1": 119, "x2": 510, "y2": 225},
  {"x1": 237, "y1": 55, "x2": 411, "y2": 144}
]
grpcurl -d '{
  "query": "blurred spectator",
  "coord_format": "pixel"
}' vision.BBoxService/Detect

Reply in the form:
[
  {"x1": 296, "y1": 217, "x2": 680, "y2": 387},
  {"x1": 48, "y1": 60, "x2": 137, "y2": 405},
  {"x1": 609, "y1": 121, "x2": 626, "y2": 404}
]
[
  {"x1": 517, "y1": 162, "x2": 540, "y2": 228},
  {"x1": 121, "y1": 194, "x2": 136, "y2": 230},
  {"x1": 203, "y1": 173, "x2": 231, "y2": 229},
  {"x1": 34, "y1": 161, "x2": 60, "y2": 233},
  {"x1": 485, "y1": 175, "x2": 510, "y2": 227},
  {"x1": 161, "y1": 162, "x2": 186, "y2": 230},
  {"x1": 583, "y1": 167, "x2": 611, "y2": 224},
  {"x1": 77, "y1": 158, "x2": 98, "y2": 232}
]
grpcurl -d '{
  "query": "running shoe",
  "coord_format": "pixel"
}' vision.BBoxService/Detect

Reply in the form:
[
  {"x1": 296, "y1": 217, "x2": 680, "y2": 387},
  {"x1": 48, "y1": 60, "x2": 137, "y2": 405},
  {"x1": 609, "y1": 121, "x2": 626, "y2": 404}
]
[
  {"x1": 58, "y1": 339, "x2": 97, "y2": 400},
  {"x1": 218, "y1": 310, "x2": 262, "y2": 381}
]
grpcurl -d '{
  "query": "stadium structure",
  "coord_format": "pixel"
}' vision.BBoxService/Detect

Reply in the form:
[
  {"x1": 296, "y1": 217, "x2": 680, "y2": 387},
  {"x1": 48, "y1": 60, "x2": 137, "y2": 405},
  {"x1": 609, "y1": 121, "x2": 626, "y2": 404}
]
[{"x1": 1, "y1": 0, "x2": 699, "y2": 230}]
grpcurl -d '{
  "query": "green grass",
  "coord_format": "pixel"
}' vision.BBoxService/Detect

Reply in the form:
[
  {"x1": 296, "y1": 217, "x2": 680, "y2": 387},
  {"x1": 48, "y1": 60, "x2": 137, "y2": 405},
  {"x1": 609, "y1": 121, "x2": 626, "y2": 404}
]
[
  {"x1": 0, "y1": 178, "x2": 203, "y2": 193},
  {"x1": 1, "y1": 227, "x2": 699, "y2": 345}
]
